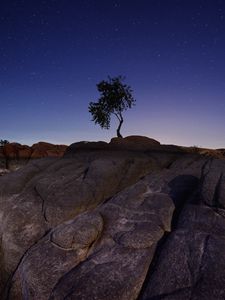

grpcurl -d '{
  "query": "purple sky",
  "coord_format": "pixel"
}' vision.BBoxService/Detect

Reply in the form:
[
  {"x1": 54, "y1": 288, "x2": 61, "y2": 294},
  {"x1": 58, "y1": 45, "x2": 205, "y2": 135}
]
[{"x1": 1, "y1": 0, "x2": 225, "y2": 148}]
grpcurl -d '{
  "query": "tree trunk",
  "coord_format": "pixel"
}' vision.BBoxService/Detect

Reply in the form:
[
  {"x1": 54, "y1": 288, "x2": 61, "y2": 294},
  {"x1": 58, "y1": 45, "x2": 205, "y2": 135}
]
[{"x1": 116, "y1": 118, "x2": 123, "y2": 138}]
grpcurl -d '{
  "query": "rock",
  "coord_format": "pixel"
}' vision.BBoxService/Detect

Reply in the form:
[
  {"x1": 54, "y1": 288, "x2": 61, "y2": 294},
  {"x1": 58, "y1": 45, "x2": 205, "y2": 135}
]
[
  {"x1": 65, "y1": 141, "x2": 108, "y2": 155},
  {"x1": 0, "y1": 158, "x2": 59, "y2": 295},
  {"x1": 0, "y1": 169, "x2": 10, "y2": 176},
  {"x1": 139, "y1": 159, "x2": 225, "y2": 300},
  {"x1": 0, "y1": 147, "x2": 6, "y2": 170},
  {"x1": 9, "y1": 212, "x2": 104, "y2": 300},
  {"x1": 65, "y1": 136, "x2": 161, "y2": 156},
  {"x1": 9, "y1": 179, "x2": 175, "y2": 300},
  {"x1": 0, "y1": 138, "x2": 225, "y2": 299},
  {"x1": 140, "y1": 205, "x2": 225, "y2": 300},
  {"x1": 109, "y1": 135, "x2": 160, "y2": 151},
  {"x1": 0, "y1": 149, "x2": 159, "y2": 297},
  {"x1": 31, "y1": 142, "x2": 67, "y2": 158},
  {"x1": 0, "y1": 142, "x2": 67, "y2": 172},
  {"x1": 2, "y1": 143, "x2": 20, "y2": 159},
  {"x1": 200, "y1": 159, "x2": 225, "y2": 208}
]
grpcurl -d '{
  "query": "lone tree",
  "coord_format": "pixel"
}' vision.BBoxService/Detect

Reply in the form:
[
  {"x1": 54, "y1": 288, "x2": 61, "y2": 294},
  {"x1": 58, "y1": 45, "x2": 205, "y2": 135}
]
[{"x1": 88, "y1": 76, "x2": 135, "y2": 138}]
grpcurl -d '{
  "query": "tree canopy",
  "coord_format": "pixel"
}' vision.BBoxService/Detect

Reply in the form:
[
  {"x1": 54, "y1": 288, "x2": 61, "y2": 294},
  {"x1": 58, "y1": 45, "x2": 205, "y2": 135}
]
[
  {"x1": 0, "y1": 139, "x2": 9, "y2": 146},
  {"x1": 88, "y1": 76, "x2": 135, "y2": 138}
]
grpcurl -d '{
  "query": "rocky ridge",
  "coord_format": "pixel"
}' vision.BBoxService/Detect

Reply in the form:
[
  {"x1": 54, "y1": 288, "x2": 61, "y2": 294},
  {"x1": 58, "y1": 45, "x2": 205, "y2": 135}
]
[
  {"x1": 0, "y1": 142, "x2": 67, "y2": 175},
  {"x1": 0, "y1": 136, "x2": 225, "y2": 299}
]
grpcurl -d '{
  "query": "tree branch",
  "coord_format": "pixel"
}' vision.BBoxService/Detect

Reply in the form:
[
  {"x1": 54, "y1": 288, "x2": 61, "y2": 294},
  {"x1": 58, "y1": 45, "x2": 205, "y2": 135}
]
[
  {"x1": 119, "y1": 111, "x2": 123, "y2": 121},
  {"x1": 113, "y1": 113, "x2": 121, "y2": 121}
]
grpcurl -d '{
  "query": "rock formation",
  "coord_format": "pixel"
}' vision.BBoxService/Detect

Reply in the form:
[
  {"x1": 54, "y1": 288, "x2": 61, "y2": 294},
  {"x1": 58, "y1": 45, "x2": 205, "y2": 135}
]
[
  {"x1": 0, "y1": 142, "x2": 67, "y2": 174},
  {"x1": 0, "y1": 136, "x2": 225, "y2": 299}
]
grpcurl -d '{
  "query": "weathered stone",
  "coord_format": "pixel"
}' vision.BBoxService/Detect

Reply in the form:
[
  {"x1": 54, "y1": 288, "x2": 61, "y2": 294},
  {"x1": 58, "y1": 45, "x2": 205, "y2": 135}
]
[
  {"x1": 8, "y1": 212, "x2": 103, "y2": 300},
  {"x1": 139, "y1": 160, "x2": 225, "y2": 300},
  {"x1": 49, "y1": 179, "x2": 174, "y2": 300},
  {"x1": 109, "y1": 135, "x2": 160, "y2": 151},
  {"x1": 0, "y1": 142, "x2": 67, "y2": 172},
  {"x1": 0, "y1": 139, "x2": 225, "y2": 300},
  {"x1": 65, "y1": 141, "x2": 108, "y2": 154}
]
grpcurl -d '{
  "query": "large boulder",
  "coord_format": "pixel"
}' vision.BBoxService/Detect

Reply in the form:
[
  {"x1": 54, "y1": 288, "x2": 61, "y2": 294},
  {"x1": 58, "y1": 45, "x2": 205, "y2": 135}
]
[
  {"x1": 65, "y1": 141, "x2": 108, "y2": 155},
  {"x1": 0, "y1": 149, "x2": 160, "y2": 297},
  {"x1": 139, "y1": 159, "x2": 225, "y2": 300},
  {"x1": 49, "y1": 182, "x2": 174, "y2": 300},
  {"x1": 65, "y1": 136, "x2": 161, "y2": 156},
  {"x1": 8, "y1": 176, "x2": 175, "y2": 300},
  {"x1": 8, "y1": 212, "x2": 104, "y2": 300},
  {"x1": 0, "y1": 142, "x2": 67, "y2": 171},
  {"x1": 0, "y1": 139, "x2": 225, "y2": 299},
  {"x1": 31, "y1": 142, "x2": 67, "y2": 158},
  {"x1": 109, "y1": 135, "x2": 160, "y2": 151},
  {"x1": 2, "y1": 143, "x2": 37, "y2": 160}
]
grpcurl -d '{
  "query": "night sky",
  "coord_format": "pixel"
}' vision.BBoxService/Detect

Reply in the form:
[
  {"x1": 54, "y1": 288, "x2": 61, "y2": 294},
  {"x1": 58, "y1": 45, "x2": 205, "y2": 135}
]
[{"x1": 1, "y1": 0, "x2": 225, "y2": 148}]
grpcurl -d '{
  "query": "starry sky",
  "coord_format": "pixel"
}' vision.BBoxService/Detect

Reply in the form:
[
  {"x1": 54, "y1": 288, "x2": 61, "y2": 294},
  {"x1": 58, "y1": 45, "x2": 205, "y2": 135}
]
[{"x1": 1, "y1": 0, "x2": 225, "y2": 148}]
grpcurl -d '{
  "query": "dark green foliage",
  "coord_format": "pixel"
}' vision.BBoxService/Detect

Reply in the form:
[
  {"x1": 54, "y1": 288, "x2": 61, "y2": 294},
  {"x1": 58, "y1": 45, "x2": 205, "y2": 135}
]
[
  {"x1": 0, "y1": 140, "x2": 9, "y2": 146},
  {"x1": 88, "y1": 76, "x2": 135, "y2": 137}
]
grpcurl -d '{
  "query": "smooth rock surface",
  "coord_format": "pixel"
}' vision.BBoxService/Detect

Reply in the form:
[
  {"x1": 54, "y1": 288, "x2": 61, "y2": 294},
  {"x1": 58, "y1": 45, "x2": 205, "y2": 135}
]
[{"x1": 0, "y1": 137, "x2": 225, "y2": 300}]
